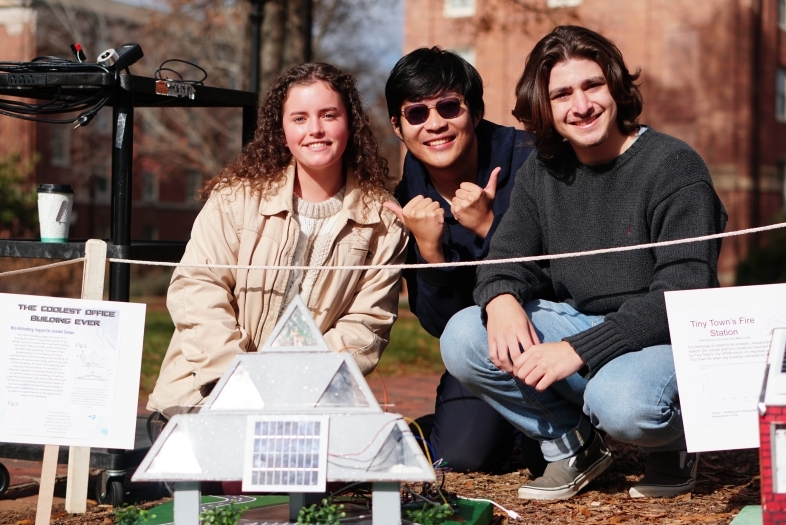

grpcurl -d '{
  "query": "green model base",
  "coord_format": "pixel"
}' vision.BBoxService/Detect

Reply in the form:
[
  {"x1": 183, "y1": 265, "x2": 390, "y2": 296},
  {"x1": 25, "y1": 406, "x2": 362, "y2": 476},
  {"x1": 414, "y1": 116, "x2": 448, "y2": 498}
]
[
  {"x1": 144, "y1": 495, "x2": 493, "y2": 525},
  {"x1": 729, "y1": 505, "x2": 762, "y2": 525},
  {"x1": 145, "y1": 495, "x2": 289, "y2": 524}
]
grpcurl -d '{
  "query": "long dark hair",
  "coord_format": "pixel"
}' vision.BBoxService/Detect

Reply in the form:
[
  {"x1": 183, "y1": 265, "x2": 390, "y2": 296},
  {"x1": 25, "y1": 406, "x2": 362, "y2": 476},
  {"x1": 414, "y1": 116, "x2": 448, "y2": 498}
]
[
  {"x1": 203, "y1": 62, "x2": 391, "y2": 208},
  {"x1": 512, "y1": 25, "x2": 643, "y2": 159}
]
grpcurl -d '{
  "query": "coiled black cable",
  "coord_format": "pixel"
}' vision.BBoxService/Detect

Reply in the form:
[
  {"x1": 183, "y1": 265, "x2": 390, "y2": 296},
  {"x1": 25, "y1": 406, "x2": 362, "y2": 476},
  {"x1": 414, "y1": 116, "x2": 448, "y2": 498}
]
[{"x1": 0, "y1": 59, "x2": 115, "y2": 126}]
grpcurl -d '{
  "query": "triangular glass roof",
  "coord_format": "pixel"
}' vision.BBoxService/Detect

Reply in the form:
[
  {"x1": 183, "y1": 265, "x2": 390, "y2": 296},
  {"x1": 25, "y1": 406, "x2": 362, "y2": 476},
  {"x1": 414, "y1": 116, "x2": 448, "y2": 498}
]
[
  {"x1": 146, "y1": 423, "x2": 202, "y2": 475},
  {"x1": 263, "y1": 296, "x2": 328, "y2": 351},
  {"x1": 316, "y1": 362, "x2": 370, "y2": 408},
  {"x1": 209, "y1": 363, "x2": 265, "y2": 411},
  {"x1": 367, "y1": 425, "x2": 424, "y2": 474}
]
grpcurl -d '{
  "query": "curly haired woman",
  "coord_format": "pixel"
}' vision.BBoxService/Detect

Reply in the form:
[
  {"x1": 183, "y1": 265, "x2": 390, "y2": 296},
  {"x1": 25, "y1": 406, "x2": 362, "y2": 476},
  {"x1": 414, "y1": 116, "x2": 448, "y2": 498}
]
[{"x1": 147, "y1": 63, "x2": 408, "y2": 422}]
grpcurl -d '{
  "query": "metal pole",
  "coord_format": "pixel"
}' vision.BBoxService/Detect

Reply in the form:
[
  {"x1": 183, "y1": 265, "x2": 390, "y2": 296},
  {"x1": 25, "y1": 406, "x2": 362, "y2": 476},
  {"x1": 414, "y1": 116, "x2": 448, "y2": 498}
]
[
  {"x1": 109, "y1": 74, "x2": 133, "y2": 302},
  {"x1": 249, "y1": 0, "x2": 265, "y2": 94},
  {"x1": 105, "y1": 74, "x2": 135, "y2": 482}
]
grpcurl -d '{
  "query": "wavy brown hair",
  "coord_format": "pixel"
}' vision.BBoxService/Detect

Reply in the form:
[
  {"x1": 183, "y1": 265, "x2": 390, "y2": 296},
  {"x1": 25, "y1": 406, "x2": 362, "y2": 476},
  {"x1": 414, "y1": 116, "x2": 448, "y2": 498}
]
[
  {"x1": 202, "y1": 63, "x2": 391, "y2": 209},
  {"x1": 512, "y1": 25, "x2": 643, "y2": 159}
]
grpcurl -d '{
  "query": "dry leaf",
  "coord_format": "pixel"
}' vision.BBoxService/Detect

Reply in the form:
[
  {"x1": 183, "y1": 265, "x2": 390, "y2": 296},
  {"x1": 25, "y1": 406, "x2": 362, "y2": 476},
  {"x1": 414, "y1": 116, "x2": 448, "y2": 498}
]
[
  {"x1": 676, "y1": 515, "x2": 725, "y2": 522},
  {"x1": 15, "y1": 520, "x2": 33, "y2": 525},
  {"x1": 675, "y1": 492, "x2": 693, "y2": 501}
]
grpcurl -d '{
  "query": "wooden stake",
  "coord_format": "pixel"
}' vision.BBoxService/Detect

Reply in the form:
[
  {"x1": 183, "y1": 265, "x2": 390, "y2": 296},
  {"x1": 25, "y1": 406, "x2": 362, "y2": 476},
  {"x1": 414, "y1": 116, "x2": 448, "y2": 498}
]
[
  {"x1": 65, "y1": 240, "x2": 107, "y2": 513},
  {"x1": 35, "y1": 445, "x2": 59, "y2": 525}
]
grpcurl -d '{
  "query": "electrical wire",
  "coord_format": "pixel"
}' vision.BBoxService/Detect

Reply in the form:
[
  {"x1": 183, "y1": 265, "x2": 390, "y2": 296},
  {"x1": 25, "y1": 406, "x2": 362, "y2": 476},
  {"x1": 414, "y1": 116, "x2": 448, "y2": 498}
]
[
  {"x1": 403, "y1": 417, "x2": 449, "y2": 506},
  {"x1": 403, "y1": 484, "x2": 441, "y2": 505},
  {"x1": 0, "y1": 59, "x2": 114, "y2": 125},
  {"x1": 373, "y1": 368, "x2": 389, "y2": 412},
  {"x1": 412, "y1": 436, "x2": 437, "y2": 466},
  {"x1": 404, "y1": 417, "x2": 432, "y2": 467},
  {"x1": 154, "y1": 58, "x2": 207, "y2": 85},
  {"x1": 457, "y1": 495, "x2": 521, "y2": 521}
]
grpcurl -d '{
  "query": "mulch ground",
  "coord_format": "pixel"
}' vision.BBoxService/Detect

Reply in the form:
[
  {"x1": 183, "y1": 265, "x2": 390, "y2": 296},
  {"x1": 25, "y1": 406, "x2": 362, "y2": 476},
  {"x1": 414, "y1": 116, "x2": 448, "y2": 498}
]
[
  {"x1": 1, "y1": 439, "x2": 759, "y2": 524},
  {"x1": 0, "y1": 373, "x2": 760, "y2": 524},
  {"x1": 439, "y1": 439, "x2": 760, "y2": 524}
]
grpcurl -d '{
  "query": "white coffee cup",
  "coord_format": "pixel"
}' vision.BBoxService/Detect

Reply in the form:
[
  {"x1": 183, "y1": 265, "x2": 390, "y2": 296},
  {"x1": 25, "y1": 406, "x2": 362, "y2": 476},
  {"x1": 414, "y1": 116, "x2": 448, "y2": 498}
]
[{"x1": 37, "y1": 184, "x2": 74, "y2": 243}]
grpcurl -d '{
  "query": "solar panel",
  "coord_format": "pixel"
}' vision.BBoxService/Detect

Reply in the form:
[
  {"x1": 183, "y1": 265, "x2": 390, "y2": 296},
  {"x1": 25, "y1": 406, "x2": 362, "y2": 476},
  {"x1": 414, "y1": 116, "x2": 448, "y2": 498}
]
[{"x1": 242, "y1": 415, "x2": 329, "y2": 492}]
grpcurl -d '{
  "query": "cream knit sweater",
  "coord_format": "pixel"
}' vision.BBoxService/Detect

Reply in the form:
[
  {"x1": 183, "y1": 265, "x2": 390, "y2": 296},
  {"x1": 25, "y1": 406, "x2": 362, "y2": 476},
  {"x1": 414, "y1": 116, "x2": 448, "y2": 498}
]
[{"x1": 280, "y1": 187, "x2": 346, "y2": 313}]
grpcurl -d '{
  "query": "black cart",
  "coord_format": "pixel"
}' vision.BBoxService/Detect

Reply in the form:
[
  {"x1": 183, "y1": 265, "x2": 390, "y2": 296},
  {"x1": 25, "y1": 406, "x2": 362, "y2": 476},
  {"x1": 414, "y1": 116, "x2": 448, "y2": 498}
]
[{"x1": 0, "y1": 69, "x2": 257, "y2": 505}]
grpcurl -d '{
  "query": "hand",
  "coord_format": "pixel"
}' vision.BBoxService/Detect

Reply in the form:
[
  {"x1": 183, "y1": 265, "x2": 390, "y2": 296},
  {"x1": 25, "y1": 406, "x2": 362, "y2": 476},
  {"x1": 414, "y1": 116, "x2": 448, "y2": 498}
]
[
  {"x1": 485, "y1": 294, "x2": 540, "y2": 373},
  {"x1": 513, "y1": 341, "x2": 584, "y2": 391},
  {"x1": 384, "y1": 196, "x2": 446, "y2": 263},
  {"x1": 451, "y1": 167, "x2": 500, "y2": 239}
]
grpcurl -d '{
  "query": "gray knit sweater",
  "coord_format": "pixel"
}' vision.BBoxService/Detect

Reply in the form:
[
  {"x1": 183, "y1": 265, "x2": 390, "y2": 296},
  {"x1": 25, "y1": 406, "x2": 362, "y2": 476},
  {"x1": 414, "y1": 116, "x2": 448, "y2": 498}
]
[{"x1": 474, "y1": 128, "x2": 728, "y2": 376}]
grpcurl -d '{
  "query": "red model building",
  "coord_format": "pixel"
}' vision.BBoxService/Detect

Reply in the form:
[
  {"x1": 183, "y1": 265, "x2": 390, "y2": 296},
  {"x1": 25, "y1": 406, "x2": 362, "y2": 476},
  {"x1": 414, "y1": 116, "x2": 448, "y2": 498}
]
[{"x1": 759, "y1": 329, "x2": 786, "y2": 524}]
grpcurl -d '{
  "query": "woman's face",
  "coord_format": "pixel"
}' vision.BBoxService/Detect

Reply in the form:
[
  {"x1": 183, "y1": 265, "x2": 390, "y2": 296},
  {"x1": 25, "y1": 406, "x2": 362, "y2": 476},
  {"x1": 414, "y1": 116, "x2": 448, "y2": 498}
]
[{"x1": 282, "y1": 81, "x2": 350, "y2": 180}]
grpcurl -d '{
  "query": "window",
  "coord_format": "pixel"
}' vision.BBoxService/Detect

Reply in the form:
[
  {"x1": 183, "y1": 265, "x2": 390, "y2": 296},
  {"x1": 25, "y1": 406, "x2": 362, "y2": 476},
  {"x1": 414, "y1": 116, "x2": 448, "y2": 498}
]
[
  {"x1": 780, "y1": 161, "x2": 786, "y2": 211},
  {"x1": 93, "y1": 174, "x2": 110, "y2": 204},
  {"x1": 50, "y1": 126, "x2": 71, "y2": 167},
  {"x1": 185, "y1": 170, "x2": 204, "y2": 203},
  {"x1": 777, "y1": 68, "x2": 786, "y2": 122},
  {"x1": 779, "y1": 0, "x2": 786, "y2": 29},
  {"x1": 141, "y1": 171, "x2": 159, "y2": 203},
  {"x1": 443, "y1": 0, "x2": 475, "y2": 18},
  {"x1": 451, "y1": 47, "x2": 476, "y2": 67},
  {"x1": 547, "y1": 0, "x2": 582, "y2": 7},
  {"x1": 142, "y1": 225, "x2": 159, "y2": 241}
]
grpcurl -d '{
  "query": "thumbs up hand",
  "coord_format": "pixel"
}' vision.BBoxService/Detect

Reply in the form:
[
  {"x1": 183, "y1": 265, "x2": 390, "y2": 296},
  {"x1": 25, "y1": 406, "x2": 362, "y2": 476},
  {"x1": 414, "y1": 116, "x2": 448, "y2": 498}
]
[
  {"x1": 450, "y1": 167, "x2": 500, "y2": 239},
  {"x1": 384, "y1": 196, "x2": 446, "y2": 263}
]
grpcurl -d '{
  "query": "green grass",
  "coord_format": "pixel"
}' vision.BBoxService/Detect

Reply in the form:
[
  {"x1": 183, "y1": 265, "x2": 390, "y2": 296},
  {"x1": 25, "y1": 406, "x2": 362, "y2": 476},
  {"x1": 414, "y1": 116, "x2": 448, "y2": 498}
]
[
  {"x1": 138, "y1": 303, "x2": 443, "y2": 397},
  {"x1": 378, "y1": 315, "x2": 444, "y2": 377},
  {"x1": 140, "y1": 309, "x2": 176, "y2": 397}
]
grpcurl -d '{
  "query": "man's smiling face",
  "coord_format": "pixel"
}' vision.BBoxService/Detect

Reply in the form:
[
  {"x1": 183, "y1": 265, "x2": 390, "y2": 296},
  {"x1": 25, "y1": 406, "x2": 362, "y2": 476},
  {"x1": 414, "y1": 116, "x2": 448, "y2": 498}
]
[
  {"x1": 548, "y1": 58, "x2": 620, "y2": 155},
  {"x1": 394, "y1": 92, "x2": 479, "y2": 173}
]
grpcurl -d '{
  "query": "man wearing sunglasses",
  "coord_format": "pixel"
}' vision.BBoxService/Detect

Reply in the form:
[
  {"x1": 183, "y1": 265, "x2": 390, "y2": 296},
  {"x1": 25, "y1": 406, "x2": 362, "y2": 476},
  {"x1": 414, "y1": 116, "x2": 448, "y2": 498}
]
[{"x1": 382, "y1": 47, "x2": 545, "y2": 475}]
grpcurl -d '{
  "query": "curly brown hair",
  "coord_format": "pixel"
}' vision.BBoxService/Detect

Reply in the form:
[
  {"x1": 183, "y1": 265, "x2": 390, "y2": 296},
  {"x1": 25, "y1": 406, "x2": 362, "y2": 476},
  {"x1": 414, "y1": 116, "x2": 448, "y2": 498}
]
[{"x1": 202, "y1": 62, "x2": 392, "y2": 209}]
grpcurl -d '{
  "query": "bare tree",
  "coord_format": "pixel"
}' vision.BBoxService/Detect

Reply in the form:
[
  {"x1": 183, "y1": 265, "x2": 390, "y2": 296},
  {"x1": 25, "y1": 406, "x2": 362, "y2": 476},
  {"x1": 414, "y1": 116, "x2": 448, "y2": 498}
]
[
  {"x1": 34, "y1": 0, "x2": 403, "y2": 191},
  {"x1": 260, "y1": 0, "x2": 312, "y2": 94}
]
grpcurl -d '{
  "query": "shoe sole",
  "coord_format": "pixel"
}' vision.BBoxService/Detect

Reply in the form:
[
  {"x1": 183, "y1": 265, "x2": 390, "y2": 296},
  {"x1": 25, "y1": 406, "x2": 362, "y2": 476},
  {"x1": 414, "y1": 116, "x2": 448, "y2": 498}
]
[
  {"x1": 628, "y1": 479, "x2": 696, "y2": 498},
  {"x1": 517, "y1": 450, "x2": 613, "y2": 501}
]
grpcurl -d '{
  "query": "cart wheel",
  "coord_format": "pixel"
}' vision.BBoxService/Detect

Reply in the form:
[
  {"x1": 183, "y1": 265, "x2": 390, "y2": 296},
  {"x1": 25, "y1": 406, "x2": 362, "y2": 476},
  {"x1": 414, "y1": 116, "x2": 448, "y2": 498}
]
[
  {"x1": 95, "y1": 476, "x2": 124, "y2": 507},
  {"x1": 0, "y1": 463, "x2": 9, "y2": 497}
]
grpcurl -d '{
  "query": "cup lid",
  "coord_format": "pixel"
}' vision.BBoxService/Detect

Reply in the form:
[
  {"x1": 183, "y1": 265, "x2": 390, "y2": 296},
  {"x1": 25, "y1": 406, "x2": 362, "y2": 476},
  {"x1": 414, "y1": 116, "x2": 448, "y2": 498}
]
[{"x1": 37, "y1": 184, "x2": 74, "y2": 194}]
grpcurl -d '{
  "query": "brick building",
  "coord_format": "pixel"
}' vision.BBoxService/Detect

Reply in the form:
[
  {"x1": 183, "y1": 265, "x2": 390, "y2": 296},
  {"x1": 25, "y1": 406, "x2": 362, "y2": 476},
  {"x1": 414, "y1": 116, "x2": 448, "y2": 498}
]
[
  {"x1": 404, "y1": 0, "x2": 786, "y2": 285},
  {"x1": 0, "y1": 0, "x2": 211, "y2": 243}
]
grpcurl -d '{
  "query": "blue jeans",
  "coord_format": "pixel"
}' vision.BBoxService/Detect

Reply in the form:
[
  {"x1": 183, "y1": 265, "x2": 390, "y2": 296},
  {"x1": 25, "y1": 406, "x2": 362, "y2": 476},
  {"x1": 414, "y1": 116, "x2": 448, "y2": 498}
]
[{"x1": 440, "y1": 301, "x2": 685, "y2": 462}]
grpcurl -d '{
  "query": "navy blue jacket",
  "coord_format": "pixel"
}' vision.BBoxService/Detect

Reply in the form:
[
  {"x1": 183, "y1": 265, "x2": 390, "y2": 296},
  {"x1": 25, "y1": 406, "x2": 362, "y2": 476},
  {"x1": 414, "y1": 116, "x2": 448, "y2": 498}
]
[{"x1": 394, "y1": 119, "x2": 534, "y2": 338}]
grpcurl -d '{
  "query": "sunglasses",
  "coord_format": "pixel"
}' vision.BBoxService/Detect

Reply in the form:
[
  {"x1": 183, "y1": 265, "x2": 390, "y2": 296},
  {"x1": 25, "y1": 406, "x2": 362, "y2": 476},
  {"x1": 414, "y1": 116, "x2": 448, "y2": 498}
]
[{"x1": 401, "y1": 97, "x2": 464, "y2": 126}]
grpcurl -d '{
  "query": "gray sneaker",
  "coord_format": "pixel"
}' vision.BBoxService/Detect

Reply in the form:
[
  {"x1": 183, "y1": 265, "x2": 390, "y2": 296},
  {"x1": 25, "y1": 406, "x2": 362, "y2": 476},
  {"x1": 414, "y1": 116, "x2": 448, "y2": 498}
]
[
  {"x1": 517, "y1": 430, "x2": 613, "y2": 500},
  {"x1": 628, "y1": 451, "x2": 698, "y2": 498}
]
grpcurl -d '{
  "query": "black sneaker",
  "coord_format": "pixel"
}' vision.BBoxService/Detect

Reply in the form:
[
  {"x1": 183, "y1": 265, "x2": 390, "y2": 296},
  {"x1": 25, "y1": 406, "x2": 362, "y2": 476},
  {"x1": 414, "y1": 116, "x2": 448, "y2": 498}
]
[
  {"x1": 517, "y1": 430, "x2": 613, "y2": 500},
  {"x1": 628, "y1": 451, "x2": 698, "y2": 498}
]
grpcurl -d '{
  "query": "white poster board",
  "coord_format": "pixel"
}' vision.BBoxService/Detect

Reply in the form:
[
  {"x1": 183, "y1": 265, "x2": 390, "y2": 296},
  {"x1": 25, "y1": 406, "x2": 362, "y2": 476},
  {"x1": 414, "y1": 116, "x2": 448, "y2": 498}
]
[
  {"x1": 0, "y1": 293, "x2": 146, "y2": 449},
  {"x1": 665, "y1": 284, "x2": 786, "y2": 452}
]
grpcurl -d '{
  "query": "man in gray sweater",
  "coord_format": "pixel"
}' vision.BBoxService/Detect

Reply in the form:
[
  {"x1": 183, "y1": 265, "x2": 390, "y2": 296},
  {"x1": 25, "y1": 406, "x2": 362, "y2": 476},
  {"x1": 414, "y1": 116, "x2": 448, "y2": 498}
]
[{"x1": 440, "y1": 25, "x2": 727, "y2": 501}]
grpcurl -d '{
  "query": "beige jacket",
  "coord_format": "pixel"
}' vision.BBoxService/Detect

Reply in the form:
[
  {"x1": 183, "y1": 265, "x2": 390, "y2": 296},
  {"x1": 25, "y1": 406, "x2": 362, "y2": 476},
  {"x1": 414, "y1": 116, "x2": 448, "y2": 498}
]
[{"x1": 147, "y1": 165, "x2": 408, "y2": 411}]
